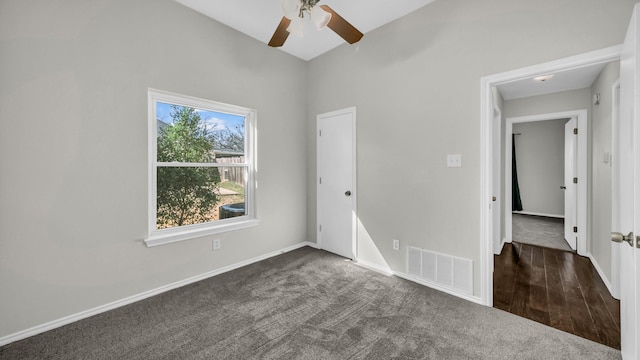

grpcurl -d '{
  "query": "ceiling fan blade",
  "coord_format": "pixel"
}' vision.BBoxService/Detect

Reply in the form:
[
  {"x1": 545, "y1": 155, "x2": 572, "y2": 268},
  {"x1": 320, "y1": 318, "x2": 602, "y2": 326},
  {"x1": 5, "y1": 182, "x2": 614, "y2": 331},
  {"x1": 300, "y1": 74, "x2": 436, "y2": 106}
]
[
  {"x1": 320, "y1": 5, "x2": 363, "y2": 44},
  {"x1": 268, "y1": 17, "x2": 291, "y2": 47}
]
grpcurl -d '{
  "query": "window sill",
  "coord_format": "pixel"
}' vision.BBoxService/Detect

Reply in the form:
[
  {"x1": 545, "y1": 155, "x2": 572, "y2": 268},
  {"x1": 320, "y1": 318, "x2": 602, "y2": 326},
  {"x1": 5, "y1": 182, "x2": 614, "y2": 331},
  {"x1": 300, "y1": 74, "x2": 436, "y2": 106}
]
[{"x1": 144, "y1": 218, "x2": 260, "y2": 247}]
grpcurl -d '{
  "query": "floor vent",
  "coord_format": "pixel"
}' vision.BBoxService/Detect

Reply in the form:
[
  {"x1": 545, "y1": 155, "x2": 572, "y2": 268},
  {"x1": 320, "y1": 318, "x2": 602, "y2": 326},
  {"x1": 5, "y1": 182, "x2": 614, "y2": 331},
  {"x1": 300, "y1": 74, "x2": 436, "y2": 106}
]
[{"x1": 407, "y1": 246, "x2": 472, "y2": 295}]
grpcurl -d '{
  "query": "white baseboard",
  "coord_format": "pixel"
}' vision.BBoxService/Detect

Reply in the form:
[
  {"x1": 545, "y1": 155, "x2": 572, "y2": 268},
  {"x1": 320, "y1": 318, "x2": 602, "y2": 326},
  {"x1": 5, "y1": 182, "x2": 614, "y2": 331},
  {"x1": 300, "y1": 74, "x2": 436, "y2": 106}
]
[
  {"x1": 354, "y1": 256, "x2": 481, "y2": 305},
  {"x1": 512, "y1": 211, "x2": 564, "y2": 219},
  {"x1": 0, "y1": 241, "x2": 316, "y2": 347},
  {"x1": 494, "y1": 238, "x2": 509, "y2": 255},
  {"x1": 353, "y1": 259, "x2": 393, "y2": 276},
  {"x1": 587, "y1": 252, "x2": 614, "y2": 296},
  {"x1": 304, "y1": 241, "x2": 320, "y2": 249},
  {"x1": 393, "y1": 271, "x2": 483, "y2": 305},
  {"x1": 1, "y1": 240, "x2": 484, "y2": 347},
  {"x1": 502, "y1": 237, "x2": 510, "y2": 248}
]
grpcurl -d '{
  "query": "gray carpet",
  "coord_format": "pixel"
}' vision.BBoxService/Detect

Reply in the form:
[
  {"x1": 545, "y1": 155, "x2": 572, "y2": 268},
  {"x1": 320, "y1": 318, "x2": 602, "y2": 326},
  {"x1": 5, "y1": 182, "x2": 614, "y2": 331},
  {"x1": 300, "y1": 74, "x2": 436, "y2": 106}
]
[
  {"x1": 0, "y1": 247, "x2": 619, "y2": 359},
  {"x1": 513, "y1": 213, "x2": 573, "y2": 252}
]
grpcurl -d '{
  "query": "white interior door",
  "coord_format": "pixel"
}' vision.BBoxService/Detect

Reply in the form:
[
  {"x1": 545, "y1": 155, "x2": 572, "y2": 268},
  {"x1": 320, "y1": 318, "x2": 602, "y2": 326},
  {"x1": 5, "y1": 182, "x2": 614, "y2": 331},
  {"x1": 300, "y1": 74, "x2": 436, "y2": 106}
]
[
  {"x1": 317, "y1": 108, "x2": 356, "y2": 259},
  {"x1": 564, "y1": 117, "x2": 577, "y2": 250},
  {"x1": 616, "y1": 4, "x2": 640, "y2": 358}
]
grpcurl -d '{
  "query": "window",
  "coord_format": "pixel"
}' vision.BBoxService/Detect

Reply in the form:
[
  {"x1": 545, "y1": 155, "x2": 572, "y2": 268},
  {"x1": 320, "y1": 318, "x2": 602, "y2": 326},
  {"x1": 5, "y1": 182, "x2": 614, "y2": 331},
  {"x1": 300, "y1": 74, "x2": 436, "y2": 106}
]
[{"x1": 146, "y1": 89, "x2": 258, "y2": 246}]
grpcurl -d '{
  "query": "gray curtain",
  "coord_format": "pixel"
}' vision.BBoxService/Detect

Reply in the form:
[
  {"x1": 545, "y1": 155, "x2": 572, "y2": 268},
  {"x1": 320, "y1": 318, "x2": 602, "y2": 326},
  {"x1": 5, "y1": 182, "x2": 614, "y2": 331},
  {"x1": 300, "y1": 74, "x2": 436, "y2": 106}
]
[{"x1": 512, "y1": 134, "x2": 523, "y2": 211}]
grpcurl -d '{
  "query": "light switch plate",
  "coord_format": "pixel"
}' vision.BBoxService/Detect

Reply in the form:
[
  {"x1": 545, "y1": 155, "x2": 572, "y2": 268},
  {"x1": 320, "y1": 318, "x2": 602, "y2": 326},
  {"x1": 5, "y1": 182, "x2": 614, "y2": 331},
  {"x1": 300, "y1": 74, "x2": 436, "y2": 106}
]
[{"x1": 447, "y1": 154, "x2": 462, "y2": 168}]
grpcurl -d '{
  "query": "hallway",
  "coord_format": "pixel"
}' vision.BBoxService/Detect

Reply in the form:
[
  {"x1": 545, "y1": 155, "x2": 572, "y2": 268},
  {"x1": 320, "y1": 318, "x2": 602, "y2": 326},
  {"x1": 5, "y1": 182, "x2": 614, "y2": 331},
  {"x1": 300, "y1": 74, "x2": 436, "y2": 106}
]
[{"x1": 494, "y1": 242, "x2": 620, "y2": 349}]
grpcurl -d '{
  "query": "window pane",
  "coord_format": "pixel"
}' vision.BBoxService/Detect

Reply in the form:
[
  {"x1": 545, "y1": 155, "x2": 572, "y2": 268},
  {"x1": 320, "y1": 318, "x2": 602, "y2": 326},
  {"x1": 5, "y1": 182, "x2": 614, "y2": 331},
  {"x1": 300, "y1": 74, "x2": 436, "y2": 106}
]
[
  {"x1": 156, "y1": 102, "x2": 245, "y2": 163},
  {"x1": 217, "y1": 167, "x2": 247, "y2": 220},
  {"x1": 156, "y1": 166, "x2": 247, "y2": 229}
]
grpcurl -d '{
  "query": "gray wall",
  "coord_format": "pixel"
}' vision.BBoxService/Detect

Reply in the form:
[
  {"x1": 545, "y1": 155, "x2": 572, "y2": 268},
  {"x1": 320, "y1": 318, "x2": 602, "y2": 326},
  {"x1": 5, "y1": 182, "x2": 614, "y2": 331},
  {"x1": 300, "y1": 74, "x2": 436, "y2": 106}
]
[
  {"x1": 306, "y1": 0, "x2": 635, "y2": 296},
  {"x1": 512, "y1": 120, "x2": 567, "y2": 217},
  {"x1": 590, "y1": 61, "x2": 620, "y2": 282},
  {"x1": 0, "y1": 0, "x2": 307, "y2": 338}
]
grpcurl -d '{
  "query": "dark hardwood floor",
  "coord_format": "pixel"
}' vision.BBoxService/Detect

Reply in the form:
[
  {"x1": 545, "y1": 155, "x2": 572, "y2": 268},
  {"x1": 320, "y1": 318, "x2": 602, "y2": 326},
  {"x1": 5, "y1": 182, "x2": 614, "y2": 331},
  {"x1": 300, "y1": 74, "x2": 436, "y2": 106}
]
[{"x1": 494, "y1": 241, "x2": 620, "y2": 349}]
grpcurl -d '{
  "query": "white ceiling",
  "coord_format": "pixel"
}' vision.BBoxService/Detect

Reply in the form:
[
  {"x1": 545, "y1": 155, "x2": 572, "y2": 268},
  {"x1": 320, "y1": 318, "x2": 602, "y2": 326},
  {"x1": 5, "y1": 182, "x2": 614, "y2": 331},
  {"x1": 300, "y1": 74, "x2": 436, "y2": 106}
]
[
  {"x1": 175, "y1": 0, "x2": 436, "y2": 61},
  {"x1": 496, "y1": 62, "x2": 609, "y2": 100},
  {"x1": 174, "y1": 0, "x2": 611, "y2": 96}
]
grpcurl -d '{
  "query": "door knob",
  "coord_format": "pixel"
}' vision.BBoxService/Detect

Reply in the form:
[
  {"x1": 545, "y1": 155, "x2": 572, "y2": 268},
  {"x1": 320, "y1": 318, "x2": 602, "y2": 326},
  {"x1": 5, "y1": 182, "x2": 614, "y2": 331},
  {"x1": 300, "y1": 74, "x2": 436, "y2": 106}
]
[
  {"x1": 560, "y1": 185, "x2": 566, "y2": 190},
  {"x1": 345, "y1": 190, "x2": 351, "y2": 196},
  {"x1": 611, "y1": 231, "x2": 636, "y2": 247}
]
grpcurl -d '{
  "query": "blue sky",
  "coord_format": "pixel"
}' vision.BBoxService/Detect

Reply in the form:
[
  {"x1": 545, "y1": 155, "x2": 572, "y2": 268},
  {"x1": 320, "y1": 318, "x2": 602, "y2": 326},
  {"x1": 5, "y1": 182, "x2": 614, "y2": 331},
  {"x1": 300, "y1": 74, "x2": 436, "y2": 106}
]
[{"x1": 156, "y1": 102, "x2": 244, "y2": 133}]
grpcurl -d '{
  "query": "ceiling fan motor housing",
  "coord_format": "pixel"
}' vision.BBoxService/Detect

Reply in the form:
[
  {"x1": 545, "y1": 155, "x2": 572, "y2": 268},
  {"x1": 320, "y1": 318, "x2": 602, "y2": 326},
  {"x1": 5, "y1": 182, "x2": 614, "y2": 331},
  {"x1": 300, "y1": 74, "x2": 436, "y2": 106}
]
[
  {"x1": 300, "y1": 0, "x2": 322, "y2": 15},
  {"x1": 304, "y1": 0, "x2": 321, "y2": 8}
]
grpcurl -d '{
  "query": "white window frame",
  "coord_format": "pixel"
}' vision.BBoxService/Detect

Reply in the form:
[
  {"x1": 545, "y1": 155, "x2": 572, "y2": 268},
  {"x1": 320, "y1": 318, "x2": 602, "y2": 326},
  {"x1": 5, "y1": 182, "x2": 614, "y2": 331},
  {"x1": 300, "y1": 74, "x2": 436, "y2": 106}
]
[{"x1": 145, "y1": 89, "x2": 259, "y2": 247}]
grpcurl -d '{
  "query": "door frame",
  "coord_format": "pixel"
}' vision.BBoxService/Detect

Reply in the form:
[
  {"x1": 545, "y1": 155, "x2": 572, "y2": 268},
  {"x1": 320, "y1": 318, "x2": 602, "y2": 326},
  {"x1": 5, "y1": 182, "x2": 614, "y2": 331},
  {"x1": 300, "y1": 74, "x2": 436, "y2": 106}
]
[
  {"x1": 611, "y1": 79, "x2": 621, "y2": 300},
  {"x1": 479, "y1": 45, "x2": 622, "y2": 306},
  {"x1": 504, "y1": 111, "x2": 587, "y2": 256},
  {"x1": 491, "y1": 104, "x2": 502, "y2": 255},
  {"x1": 316, "y1": 107, "x2": 357, "y2": 259}
]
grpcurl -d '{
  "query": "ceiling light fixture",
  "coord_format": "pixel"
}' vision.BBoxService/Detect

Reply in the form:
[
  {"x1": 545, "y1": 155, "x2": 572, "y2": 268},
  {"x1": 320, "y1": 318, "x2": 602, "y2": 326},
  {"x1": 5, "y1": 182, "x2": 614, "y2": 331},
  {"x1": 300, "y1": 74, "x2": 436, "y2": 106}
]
[
  {"x1": 533, "y1": 74, "x2": 554, "y2": 82},
  {"x1": 281, "y1": 0, "x2": 332, "y2": 37},
  {"x1": 268, "y1": 0, "x2": 363, "y2": 48}
]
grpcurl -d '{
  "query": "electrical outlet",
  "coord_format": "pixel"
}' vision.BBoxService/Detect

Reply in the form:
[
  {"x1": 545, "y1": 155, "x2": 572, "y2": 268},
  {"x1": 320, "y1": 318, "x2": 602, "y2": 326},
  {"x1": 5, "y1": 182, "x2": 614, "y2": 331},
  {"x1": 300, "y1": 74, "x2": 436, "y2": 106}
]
[
  {"x1": 212, "y1": 239, "x2": 221, "y2": 250},
  {"x1": 447, "y1": 154, "x2": 462, "y2": 168},
  {"x1": 393, "y1": 239, "x2": 400, "y2": 250}
]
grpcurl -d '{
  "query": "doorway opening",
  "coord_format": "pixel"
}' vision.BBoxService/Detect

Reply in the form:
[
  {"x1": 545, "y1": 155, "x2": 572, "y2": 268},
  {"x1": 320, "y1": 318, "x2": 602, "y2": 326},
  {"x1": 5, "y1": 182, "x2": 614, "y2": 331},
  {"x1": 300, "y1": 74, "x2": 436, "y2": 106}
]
[
  {"x1": 480, "y1": 46, "x2": 622, "y2": 347},
  {"x1": 480, "y1": 44, "x2": 621, "y2": 305},
  {"x1": 504, "y1": 110, "x2": 587, "y2": 255}
]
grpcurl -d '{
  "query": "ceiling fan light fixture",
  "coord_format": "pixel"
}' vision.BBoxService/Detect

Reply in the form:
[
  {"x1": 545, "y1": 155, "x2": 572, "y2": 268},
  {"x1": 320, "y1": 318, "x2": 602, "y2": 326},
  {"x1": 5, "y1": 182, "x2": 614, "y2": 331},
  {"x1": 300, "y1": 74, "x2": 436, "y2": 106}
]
[
  {"x1": 286, "y1": 16, "x2": 305, "y2": 37},
  {"x1": 269, "y1": 1, "x2": 363, "y2": 48},
  {"x1": 281, "y1": 0, "x2": 302, "y2": 20},
  {"x1": 533, "y1": 74, "x2": 554, "y2": 82},
  {"x1": 310, "y1": 6, "x2": 332, "y2": 30}
]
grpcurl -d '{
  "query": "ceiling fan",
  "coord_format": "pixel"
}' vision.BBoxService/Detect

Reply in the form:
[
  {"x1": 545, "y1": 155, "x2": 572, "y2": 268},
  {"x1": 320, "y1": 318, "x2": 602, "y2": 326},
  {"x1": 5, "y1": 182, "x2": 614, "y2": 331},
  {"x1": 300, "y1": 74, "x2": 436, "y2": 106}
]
[{"x1": 268, "y1": 0, "x2": 364, "y2": 47}]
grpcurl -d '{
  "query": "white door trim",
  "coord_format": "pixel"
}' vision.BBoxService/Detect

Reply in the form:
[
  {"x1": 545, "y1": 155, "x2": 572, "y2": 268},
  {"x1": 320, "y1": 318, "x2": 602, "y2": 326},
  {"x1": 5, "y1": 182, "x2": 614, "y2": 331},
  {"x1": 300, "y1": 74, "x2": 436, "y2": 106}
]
[
  {"x1": 609, "y1": 79, "x2": 622, "y2": 300},
  {"x1": 492, "y1": 105, "x2": 503, "y2": 255},
  {"x1": 611, "y1": 79, "x2": 621, "y2": 300},
  {"x1": 479, "y1": 45, "x2": 622, "y2": 306},
  {"x1": 504, "y1": 111, "x2": 587, "y2": 256},
  {"x1": 316, "y1": 107, "x2": 357, "y2": 259}
]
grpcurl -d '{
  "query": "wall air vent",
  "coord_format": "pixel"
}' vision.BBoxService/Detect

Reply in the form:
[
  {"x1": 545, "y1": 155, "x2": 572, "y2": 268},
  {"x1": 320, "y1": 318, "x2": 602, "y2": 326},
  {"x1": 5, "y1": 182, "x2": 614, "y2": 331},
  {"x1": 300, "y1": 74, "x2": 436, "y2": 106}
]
[{"x1": 407, "y1": 246, "x2": 473, "y2": 296}]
